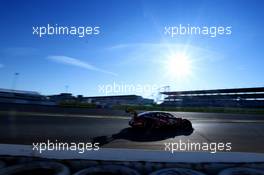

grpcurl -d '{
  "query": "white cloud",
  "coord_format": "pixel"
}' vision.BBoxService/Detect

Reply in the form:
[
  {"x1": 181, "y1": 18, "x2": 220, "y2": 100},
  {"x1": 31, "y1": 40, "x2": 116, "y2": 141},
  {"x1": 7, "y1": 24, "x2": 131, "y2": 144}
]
[
  {"x1": 106, "y1": 42, "x2": 224, "y2": 65},
  {"x1": 47, "y1": 55, "x2": 117, "y2": 76},
  {"x1": 2, "y1": 47, "x2": 38, "y2": 57}
]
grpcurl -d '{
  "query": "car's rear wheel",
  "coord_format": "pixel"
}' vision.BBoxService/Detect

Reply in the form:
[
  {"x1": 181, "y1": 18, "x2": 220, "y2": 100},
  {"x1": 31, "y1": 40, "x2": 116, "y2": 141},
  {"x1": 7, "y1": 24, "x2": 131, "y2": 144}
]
[{"x1": 144, "y1": 120, "x2": 155, "y2": 130}]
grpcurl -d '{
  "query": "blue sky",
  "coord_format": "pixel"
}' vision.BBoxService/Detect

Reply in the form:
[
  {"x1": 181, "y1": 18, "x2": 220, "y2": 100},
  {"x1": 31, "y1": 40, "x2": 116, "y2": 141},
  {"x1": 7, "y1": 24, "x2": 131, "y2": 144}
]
[{"x1": 0, "y1": 0, "x2": 263, "y2": 97}]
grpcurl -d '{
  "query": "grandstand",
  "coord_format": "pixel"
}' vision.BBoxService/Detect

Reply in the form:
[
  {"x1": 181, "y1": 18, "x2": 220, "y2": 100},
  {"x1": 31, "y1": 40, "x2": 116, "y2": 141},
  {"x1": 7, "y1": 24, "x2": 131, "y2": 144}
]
[
  {"x1": 82, "y1": 95, "x2": 154, "y2": 107},
  {"x1": 0, "y1": 88, "x2": 54, "y2": 105},
  {"x1": 161, "y1": 87, "x2": 264, "y2": 108}
]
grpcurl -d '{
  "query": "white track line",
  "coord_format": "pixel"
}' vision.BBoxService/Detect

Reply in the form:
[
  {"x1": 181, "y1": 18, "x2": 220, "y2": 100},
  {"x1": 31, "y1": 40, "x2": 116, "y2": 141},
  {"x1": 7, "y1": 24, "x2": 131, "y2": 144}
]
[
  {"x1": 0, "y1": 111, "x2": 130, "y2": 119},
  {"x1": 1, "y1": 111, "x2": 264, "y2": 123}
]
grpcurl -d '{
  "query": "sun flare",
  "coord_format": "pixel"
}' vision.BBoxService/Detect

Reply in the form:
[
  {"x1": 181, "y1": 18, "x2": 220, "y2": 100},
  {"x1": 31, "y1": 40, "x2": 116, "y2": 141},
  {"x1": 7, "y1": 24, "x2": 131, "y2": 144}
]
[{"x1": 164, "y1": 52, "x2": 192, "y2": 80}]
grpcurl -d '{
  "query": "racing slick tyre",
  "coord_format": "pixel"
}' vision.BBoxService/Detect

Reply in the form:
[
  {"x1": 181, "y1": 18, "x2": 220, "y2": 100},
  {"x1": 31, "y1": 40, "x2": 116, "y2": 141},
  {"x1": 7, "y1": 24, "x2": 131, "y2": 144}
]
[
  {"x1": 218, "y1": 167, "x2": 264, "y2": 175},
  {"x1": 150, "y1": 168, "x2": 206, "y2": 175},
  {"x1": 181, "y1": 119, "x2": 193, "y2": 130},
  {"x1": 73, "y1": 165, "x2": 140, "y2": 175},
  {"x1": 0, "y1": 161, "x2": 70, "y2": 175},
  {"x1": 0, "y1": 161, "x2": 5, "y2": 169},
  {"x1": 144, "y1": 120, "x2": 155, "y2": 130}
]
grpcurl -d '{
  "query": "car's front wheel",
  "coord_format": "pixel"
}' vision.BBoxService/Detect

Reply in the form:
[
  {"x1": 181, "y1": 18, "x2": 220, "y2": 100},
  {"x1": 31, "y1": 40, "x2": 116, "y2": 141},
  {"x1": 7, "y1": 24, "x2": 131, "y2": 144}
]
[{"x1": 181, "y1": 119, "x2": 193, "y2": 130}]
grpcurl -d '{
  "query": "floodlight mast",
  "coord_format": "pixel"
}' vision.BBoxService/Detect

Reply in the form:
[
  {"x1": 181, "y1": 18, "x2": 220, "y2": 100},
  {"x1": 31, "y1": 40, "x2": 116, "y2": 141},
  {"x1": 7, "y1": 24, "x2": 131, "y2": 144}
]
[{"x1": 12, "y1": 72, "x2": 20, "y2": 91}]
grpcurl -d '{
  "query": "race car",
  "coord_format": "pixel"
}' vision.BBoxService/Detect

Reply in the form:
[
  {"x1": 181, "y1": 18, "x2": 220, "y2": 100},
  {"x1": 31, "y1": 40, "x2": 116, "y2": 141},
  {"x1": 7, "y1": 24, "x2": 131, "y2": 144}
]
[{"x1": 128, "y1": 111, "x2": 193, "y2": 130}]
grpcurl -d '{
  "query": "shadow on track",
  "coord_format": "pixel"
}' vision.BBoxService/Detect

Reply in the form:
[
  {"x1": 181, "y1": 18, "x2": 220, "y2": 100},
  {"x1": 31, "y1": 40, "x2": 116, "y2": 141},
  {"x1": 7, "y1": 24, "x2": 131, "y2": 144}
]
[{"x1": 92, "y1": 127, "x2": 194, "y2": 146}]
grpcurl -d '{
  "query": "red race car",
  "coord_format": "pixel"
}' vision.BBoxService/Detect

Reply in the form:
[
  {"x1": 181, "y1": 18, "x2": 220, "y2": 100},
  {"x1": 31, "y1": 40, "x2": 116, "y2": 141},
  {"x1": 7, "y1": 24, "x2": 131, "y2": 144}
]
[{"x1": 129, "y1": 111, "x2": 193, "y2": 130}]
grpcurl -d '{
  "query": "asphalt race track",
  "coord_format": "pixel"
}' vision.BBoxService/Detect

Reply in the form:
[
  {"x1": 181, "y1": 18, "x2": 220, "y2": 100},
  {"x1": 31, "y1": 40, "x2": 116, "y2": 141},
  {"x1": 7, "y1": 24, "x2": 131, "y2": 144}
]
[{"x1": 0, "y1": 111, "x2": 264, "y2": 153}]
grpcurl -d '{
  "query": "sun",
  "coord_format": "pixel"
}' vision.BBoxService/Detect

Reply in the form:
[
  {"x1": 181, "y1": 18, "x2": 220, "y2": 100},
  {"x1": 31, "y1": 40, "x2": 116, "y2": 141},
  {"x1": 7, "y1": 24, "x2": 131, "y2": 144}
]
[{"x1": 164, "y1": 52, "x2": 192, "y2": 80}]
